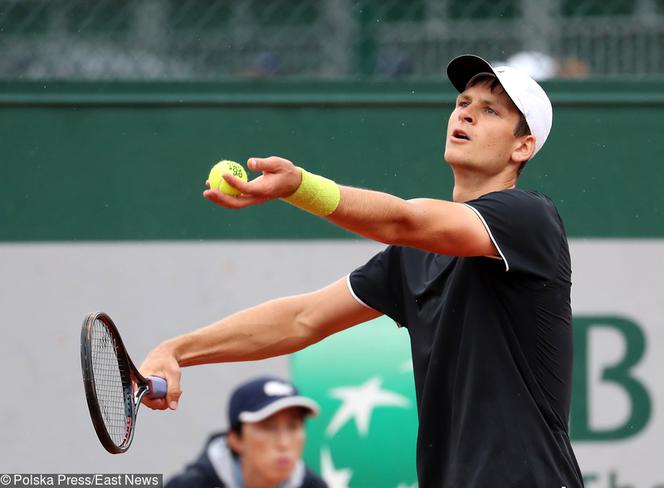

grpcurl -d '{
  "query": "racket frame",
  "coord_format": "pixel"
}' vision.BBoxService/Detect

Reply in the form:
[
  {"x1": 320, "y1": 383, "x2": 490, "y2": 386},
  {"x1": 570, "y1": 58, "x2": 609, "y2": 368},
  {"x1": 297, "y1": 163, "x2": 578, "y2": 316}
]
[{"x1": 80, "y1": 311, "x2": 153, "y2": 454}]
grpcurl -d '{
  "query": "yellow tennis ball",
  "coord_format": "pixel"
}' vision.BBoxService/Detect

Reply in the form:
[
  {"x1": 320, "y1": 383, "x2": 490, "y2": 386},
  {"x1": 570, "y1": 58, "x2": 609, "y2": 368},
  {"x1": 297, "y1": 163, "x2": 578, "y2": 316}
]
[{"x1": 208, "y1": 160, "x2": 248, "y2": 196}]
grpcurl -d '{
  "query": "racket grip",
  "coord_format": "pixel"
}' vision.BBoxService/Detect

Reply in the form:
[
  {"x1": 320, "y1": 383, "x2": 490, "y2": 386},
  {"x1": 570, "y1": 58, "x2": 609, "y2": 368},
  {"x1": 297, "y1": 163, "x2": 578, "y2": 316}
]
[{"x1": 147, "y1": 376, "x2": 168, "y2": 399}]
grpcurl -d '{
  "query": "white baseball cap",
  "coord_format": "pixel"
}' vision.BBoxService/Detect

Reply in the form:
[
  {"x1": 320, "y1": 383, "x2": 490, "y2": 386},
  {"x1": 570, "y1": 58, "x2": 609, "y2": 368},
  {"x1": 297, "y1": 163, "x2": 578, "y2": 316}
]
[{"x1": 446, "y1": 54, "x2": 553, "y2": 158}]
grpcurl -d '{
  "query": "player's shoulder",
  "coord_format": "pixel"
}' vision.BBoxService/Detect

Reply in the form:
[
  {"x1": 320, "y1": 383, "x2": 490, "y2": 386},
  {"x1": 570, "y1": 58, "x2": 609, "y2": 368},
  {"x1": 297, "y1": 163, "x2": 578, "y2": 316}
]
[
  {"x1": 475, "y1": 188, "x2": 559, "y2": 214},
  {"x1": 512, "y1": 188, "x2": 557, "y2": 206},
  {"x1": 481, "y1": 187, "x2": 552, "y2": 203}
]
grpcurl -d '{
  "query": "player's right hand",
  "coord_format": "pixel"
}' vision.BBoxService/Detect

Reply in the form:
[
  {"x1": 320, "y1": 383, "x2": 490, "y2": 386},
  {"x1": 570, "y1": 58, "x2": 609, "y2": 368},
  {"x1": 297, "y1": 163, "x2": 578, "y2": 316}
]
[
  {"x1": 203, "y1": 156, "x2": 302, "y2": 209},
  {"x1": 139, "y1": 343, "x2": 182, "y2": 411}
]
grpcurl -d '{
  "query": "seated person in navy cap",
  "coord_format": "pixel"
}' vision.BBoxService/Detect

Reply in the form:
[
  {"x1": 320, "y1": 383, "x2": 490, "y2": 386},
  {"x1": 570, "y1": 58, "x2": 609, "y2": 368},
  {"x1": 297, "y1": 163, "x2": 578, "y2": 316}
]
[{"x1": 166, "y1": 376, "x2": 326, "y2": 488}]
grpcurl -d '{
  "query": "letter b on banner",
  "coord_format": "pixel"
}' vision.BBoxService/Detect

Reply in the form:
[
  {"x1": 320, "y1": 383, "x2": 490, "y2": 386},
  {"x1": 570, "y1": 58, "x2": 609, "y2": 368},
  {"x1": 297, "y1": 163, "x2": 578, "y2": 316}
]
[{"x1": 571, "y1": 316, "x2": 651, "y2": 441}]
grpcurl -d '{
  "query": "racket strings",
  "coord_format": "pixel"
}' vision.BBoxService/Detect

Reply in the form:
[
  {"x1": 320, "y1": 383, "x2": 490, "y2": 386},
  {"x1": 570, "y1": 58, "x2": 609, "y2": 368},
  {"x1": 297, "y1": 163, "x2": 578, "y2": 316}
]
[{"x1": 90, "y1": 319, "x2": 132, "y2": 447}]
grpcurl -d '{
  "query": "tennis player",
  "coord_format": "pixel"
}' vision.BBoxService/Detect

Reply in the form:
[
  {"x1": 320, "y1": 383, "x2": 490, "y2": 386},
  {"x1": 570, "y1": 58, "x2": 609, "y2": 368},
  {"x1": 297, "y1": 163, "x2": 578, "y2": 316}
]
[{"x1": 141, "y1": 54, "x2": 584, "y2": 487}]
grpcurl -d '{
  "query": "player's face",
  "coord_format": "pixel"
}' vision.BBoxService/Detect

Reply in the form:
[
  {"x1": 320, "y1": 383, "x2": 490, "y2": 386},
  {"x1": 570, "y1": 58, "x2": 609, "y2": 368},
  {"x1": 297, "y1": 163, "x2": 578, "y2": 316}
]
[
  {"x1": 233, "y1": 408, "x2": 306, "y2": 486},
  {"x1": 444, "y1": 82, "x2": 527, "y2": 175}
]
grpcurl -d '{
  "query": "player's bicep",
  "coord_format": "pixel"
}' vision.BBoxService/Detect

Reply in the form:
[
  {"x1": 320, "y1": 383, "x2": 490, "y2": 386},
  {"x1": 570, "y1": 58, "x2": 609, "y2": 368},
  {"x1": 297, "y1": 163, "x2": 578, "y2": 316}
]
[
  {"x1": 400, "y1": 198, "x2": 498, "y2": 257},
  {"x1": 300, "y1": 277, "x2": 382, "y2": 340}
]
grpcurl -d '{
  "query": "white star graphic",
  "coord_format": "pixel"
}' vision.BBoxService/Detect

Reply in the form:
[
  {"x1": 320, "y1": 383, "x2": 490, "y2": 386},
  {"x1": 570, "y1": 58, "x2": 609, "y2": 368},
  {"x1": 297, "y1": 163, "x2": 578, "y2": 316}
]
[
  {"x1": 326, "y1": 376, "x2": 410, "y2": 437},
  {"x1": 320, "y1": 448, "x2": 352, "y2": 488},
  {"x1": 396, "y1": 483, "x2": 417, "y2": 488},
  {"x1": 400, "y1": 359, "x2": 413, "y2": 372}
]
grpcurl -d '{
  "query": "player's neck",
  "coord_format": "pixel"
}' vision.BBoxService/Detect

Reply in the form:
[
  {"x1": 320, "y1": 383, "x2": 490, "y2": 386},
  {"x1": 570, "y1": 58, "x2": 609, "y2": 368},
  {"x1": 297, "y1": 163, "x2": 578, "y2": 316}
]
[{"x1": 451, "y1": 169, "x2": 517, "y2": 203}]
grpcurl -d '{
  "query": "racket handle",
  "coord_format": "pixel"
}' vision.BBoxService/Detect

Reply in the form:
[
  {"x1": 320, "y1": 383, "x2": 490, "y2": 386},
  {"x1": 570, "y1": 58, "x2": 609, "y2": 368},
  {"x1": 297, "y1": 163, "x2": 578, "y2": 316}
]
[{"x1": 147, "y1": 376, "x2": 168, "y2": 399}]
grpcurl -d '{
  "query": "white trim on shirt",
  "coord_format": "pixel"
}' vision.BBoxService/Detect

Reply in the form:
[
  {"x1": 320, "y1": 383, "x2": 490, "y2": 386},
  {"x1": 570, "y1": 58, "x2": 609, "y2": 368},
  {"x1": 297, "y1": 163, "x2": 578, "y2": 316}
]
[
  {"x1": 345, "y1": 274, "x2": 373, "y2": 309},
  {"x1": 464, "y1": 203, "x2": 510, "y2": 272}
]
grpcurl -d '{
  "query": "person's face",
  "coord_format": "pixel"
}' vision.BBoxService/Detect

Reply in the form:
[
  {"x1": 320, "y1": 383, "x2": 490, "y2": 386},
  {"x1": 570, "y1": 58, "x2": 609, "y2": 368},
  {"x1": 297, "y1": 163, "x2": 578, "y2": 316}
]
[
  {"x1": 444, "y1": 81, "x2": 532, "y2": 175},
  {"x1": 228, "y1": 408, "x2": 306, "y2": 486}
]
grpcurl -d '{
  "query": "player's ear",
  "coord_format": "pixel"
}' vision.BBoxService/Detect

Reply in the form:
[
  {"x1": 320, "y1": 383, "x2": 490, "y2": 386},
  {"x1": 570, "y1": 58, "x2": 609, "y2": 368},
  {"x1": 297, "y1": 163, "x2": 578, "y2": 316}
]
[
  {"x1": 512, "y1": 134, "x2": 536, "y2": 164},
  {"x1": 227, "y1": 431, "x2": 244, "y2": 455}
]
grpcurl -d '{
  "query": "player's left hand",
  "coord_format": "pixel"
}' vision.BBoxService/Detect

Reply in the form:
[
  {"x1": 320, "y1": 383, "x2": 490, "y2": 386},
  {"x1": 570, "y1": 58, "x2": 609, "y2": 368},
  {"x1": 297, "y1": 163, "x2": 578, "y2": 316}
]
[{"x1": 203, "y1": 156, "x2": 302, "y2": 209}]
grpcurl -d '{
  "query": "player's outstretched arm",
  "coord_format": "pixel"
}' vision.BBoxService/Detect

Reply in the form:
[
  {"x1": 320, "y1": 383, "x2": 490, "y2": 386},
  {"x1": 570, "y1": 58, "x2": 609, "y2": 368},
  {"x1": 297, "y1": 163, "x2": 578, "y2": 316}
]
[
  {"x1": 329, "y1": 188, "x2": 497, "y2": 257},
  {"x1": 205, "y1": 156, "x2": 496, "y2": 257},
  {"x1": 139, "y1": 277, "x2": 381, "y2": 411}
]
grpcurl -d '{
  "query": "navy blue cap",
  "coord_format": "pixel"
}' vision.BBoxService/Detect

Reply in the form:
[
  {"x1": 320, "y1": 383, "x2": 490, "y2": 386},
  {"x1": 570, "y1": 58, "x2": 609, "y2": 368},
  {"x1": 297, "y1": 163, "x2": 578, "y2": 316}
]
[{"x1": 228, "y1": 376, "x2": 320, "y2": 429}]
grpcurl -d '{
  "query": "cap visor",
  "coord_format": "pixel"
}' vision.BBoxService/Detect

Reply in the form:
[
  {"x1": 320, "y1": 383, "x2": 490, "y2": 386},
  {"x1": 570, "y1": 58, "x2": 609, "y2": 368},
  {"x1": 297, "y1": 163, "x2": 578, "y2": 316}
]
[
  {"x1": 238, "y1": 396, "x2": 321, "y2": 423},
  {"x1": 446, "y1": 54, "x2": 496, "y2": 92}
]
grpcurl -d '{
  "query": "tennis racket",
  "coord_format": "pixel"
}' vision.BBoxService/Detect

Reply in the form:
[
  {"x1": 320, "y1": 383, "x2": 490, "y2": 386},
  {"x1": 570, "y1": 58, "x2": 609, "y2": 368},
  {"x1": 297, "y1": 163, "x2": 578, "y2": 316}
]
[{"x1": 80, "y1": 311, "x2": 167, "y2": 454}]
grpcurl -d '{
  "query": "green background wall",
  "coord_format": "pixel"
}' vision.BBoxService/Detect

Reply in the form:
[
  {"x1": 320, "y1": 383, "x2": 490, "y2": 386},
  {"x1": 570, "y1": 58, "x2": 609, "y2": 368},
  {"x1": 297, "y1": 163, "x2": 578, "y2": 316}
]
[{"x1": 2, "y1": 80, "x2": 663, "y2": 241}]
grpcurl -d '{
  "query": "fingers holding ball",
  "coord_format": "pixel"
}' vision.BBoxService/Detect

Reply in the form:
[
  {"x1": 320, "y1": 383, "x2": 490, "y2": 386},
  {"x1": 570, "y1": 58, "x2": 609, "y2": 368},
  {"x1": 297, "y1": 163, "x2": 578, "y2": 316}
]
[{"x1": 208, "y1": 160, "x2": 248, "y2": 196}]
